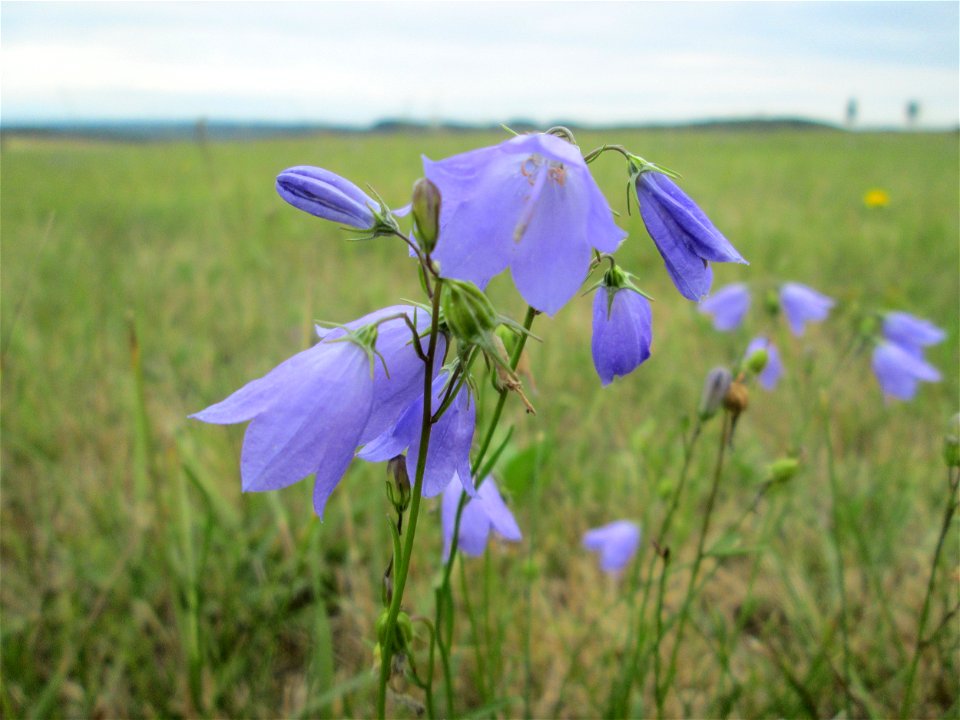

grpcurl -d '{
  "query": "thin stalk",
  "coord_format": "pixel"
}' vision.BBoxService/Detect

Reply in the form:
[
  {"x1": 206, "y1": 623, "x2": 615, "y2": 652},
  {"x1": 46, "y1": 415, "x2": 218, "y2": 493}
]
[
  {"x1": 376, "y1": 281, "x2": 444, "y2": 719},
  {"x1": 822, "y1": 410, "x2": 854, "y2": 720},
  {"x1": 608, "y1": 418, "x2": 703, "y2": 717},
  {"x1": 900, "y1": 466, "x2": 959, "y2": 719},
  {"x1": 432, "y1": 306, "x2": 537, "y2": 713},
  {"x1": 658, "y1": 411, "x2": 731, "y2": 716}
]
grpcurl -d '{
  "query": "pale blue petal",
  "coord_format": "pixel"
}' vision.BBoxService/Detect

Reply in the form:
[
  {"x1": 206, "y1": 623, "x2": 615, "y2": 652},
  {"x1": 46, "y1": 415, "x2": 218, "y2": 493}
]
[{"x1": 700, "y1": 283, "x2": 751, "y2": 331}]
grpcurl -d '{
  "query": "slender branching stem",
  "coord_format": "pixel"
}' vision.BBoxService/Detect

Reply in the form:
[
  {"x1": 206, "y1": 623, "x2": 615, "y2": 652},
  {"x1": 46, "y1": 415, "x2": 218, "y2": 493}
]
[
  {"x1": 900, "y1": 466, "x2": 960, "y2": 719},
  {"x1": 376, "y1": 280, "x2": 444, "y2": 719}
]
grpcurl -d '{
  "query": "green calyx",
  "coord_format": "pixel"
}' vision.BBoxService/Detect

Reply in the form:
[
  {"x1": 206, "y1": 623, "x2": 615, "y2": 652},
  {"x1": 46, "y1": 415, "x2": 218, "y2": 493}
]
[
  {"x1": 744, "y1": 346, "x2": 769, "y2": 376},
  {"x1": 441, "y1": 280, "x2": 500, "y2": 347},
  {"x1": 585, "y1": 258, "x2": 654, "y2": 316}
]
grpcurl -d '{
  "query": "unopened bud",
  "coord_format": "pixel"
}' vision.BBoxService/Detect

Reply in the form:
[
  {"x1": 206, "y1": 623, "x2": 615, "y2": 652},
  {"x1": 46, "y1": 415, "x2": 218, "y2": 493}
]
[
  {"x1": 387, "y1": 455, "x2": 411, "y2": 511},
  {"x1": 767, "y1": 457, "x2": 800, "y2": 484},
  {"x1": 411, "y1": 177, "x2": 441, "y2": 253},
  {"x1": 723, "y1": 380, "x2": 749, "y2": 415},
  {"x1": 744, "y1": 347, "x2": 769, "y2": 376},
  {"x1": 441, "y1": 279, "x2": 499, "y2": 346},
  {"x1": 764, "y1": 289, "x2": 781, "y2": 318},
  {"x1": 699, "y1": 367, "x2": 733, "y2": 421},
  {"x1": 945, "y1": 413, "x2": 960, "y2": 468}
]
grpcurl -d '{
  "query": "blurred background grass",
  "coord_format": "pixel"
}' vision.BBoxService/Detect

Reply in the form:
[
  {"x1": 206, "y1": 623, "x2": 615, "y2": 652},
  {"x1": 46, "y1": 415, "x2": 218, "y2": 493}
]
[{"x1": 2, "y1": 128, "x2": 957, "y2": 718}]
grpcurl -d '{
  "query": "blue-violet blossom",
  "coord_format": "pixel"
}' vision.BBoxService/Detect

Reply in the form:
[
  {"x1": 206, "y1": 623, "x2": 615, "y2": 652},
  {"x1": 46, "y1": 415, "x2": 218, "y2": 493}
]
[
  {"x1": 779, "y1": 283, "x2": 835, "y2": 336},
  {"x1": 358, "y1": 372, "x2": 477, "y2": 498},
  {"x1": 872, "y1": 340, "x2": 942, "y2": 401},
  {"x1": 699, "y1": 283, "x2": 751, "y2": 331},
  {"x1": 591, "y1": 284, "x2": 652, "y2": 386},
  {"x1": 634, "y1": 170, "x2": 747, "y2": 302},
  {"x1": 191, "y1": 305, "x2": 437, "y2": 517},
  {"x1": 745, "y1": 336, "x2": 783, "y2": 391},
  {"x1": 276, "y1": 166, "x2": 379, "y2": 230},
  {"x1": 424, "y1": 133, "x2": 626, "y2": 316},
  {"x1": 882, "y1": 311, "x2": 946, "y2": 356},
  {"x1": 441, "y1": 474, "x2": 522, "y2": 558},
  {"x1": 583, "y1": 520, "x2": 642, "y2": 573}
]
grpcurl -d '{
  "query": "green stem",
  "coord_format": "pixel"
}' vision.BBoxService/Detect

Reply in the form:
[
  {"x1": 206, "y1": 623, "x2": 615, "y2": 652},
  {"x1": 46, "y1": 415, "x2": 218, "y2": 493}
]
[
  {"x1": 900, "y1": 466, "x2": 959, "y2": 719},
  {"x1": 658, "y1": 411, "x2": 730, "y2": 714},
  {"x1": 376, "y1": 281, "x2": 444, "y2": 719},
  {"x1": 433, "y1": 305, "x2": 537, "y2": 715}
]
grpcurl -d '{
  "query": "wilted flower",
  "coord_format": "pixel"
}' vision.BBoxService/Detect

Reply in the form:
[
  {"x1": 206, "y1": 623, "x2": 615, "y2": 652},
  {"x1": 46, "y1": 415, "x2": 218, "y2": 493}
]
[
  {"x1": 745, "y1": 336, "x2": 783, "y2": 391},
  {"x1": 276, "y1": 166, "x2": 380, "y2": 229},
  {"x1": 441, "y1": 475, "x2": 522, "y2": 558},
  {"x1": 699, "y1": 283, "x2": 751, "y2": 331},
  {"x1": 634, "y1": 169, "x2": 747, "y2": 302},
  {"x1": 191, "y1": 306, "x2": 438, "y2": 517},
  {"x1": 780, "y1": 283, "x2": 835, "y2": 336},
  {"x1": 583, "y1": 520, "x2": 641, "y2": 573},
  {"x1": 424, "y1": 133, "x2": 626, "y2": 316},
  {"x1": 882, "y1": 311, "x2": 946, "y2": 355},
  {"x1": 871, "y1": 340, "x2": 942, "y2": 401},
  {"x1": 591, "y1": 272, "x2": 653, "y2": 386},
  {"x1": 358, "y1": 372, "x2": 477, "y2": 498}
]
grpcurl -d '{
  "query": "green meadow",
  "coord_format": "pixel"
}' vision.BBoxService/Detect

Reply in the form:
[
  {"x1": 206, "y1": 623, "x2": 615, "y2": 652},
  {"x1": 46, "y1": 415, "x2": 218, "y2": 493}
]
[{"x1": 2, "y1": 128, "x2": 958, "y2": 718}]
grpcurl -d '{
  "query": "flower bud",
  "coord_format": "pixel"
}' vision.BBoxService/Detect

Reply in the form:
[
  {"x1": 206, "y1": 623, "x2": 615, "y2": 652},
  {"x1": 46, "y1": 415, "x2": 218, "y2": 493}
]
[
  {"x1": 411, "y1": 178, "x2": 441, "y2": 253},
  {"x1": 744, "y1": 346, "x2": 769, "y2": 376},
  {"x1": 387, "y1": 455, "x2": 411, "y2": 512},
  {"x1": 441, "y1": 279, "x2": 499, "y2": 346},
  {"x1": 698, "y1": 367, "x2": 733, "y2": 421},
  {"x1": 767, "y1": 457, "x2": 800, "y2": 484},
  {"x1": 945, "y1": 413, "x2": 960, "y2": 468},
  {"x1": 276, "y1": 166, "x2": 377, "y2": 229},
  {"x1": 764, "y1": 288, "x2": 781, "y2": 318}
]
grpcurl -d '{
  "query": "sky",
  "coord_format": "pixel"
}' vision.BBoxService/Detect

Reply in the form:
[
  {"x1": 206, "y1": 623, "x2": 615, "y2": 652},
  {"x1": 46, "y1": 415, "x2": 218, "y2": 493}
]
[{"x1": 2, "y1": 1, "x2": 958, "y2": 129}]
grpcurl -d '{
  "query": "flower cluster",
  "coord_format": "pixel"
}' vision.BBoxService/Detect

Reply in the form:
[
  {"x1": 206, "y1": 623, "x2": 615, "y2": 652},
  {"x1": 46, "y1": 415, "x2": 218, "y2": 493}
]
[
  {"x1": 872, "y1": 311, "x2": 945, "y2": 401},
  {"x1": 699, "y1": 281, "x2": 835, "y2": 336}
]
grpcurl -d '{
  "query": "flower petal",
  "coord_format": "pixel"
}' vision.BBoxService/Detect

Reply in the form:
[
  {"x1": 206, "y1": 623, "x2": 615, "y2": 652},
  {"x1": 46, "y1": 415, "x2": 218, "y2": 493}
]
[{"x1": 699, "y1": 283, "x2": 751, "y2": 331}]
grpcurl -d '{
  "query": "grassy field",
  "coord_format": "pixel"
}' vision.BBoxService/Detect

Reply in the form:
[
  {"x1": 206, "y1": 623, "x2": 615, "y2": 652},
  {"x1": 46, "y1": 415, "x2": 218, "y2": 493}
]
[{"x1": 2, "y1": 128, "x2": 958, "y2": 718}]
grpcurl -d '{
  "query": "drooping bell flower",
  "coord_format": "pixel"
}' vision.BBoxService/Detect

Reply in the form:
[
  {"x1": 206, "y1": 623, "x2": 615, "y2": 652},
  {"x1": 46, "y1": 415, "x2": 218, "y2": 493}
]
[
  {"x1": 590, "y1": 264, "x2": 652, "y2": 386},
  {"x1": 424, "y1": 132, "x2": 626, "y2": 316},
  {"x1": 634, "y1": 168, "x2": 747, "y2": 302},
  {"x1": 191, "y1": 306, "x2": 436, "y2": 517},
  {"x1": 745, "y1": 336, "x2": 783, "y2": 391},
  {"x1": 441, "y1": 474, "x2": 522, "y2": 558},
  {"x1": 699, "y1": 283, "x2": 751, "y2": 331},
  {"x1": 583, "y1": 520, "x2": 642, "y2": 574},
  {"x1": 881, "y1": 311, "x2": 946, "y2": 356},
  {"x1": 779, "y1": 283, "x2": 835, "y2": 336},
  {"x1": 358, "y1": 372, "x2": 477, "y2": 498},
  {"x1": 871, "y1": 340, "x2": 942, "y2": 401}
]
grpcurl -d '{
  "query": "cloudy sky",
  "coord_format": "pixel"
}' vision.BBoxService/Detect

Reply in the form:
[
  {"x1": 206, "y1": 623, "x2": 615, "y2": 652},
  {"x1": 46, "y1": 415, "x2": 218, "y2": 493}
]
[{"x1": 2, "y1": 1, "x2": 958, "y2": 128}]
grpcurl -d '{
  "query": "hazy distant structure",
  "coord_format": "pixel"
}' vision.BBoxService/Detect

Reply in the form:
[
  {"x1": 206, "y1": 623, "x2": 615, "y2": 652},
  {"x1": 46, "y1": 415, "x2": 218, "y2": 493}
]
[
  {"x1": 905, "y1": 100, "x2": 920, "y2": 128},
  {"x1": 845, "y1": 98, "x2": 858, "y2": 127}
]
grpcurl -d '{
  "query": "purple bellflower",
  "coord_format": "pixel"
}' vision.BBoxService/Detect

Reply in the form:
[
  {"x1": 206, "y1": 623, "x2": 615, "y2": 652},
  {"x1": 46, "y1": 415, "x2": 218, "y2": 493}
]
[
  {"x1": 276, "y1": 166, "x2": 379, "y2": 229},
  {"x1": 191, "y1": 305, "x2": 436, "y2": 517},
  {"x1": 699, "y1": 283, "x2": 751, "y2": 331},
  {"x1": 583, "y1": 520, "x2": 642, "y2": 574},
  {"x1": 358, "y1": 372, "x2": 477, "y2": 498},
  {"x1": 779, "y1": 283, "x2": 835, "y2": 336},
  {"x1": 634, "y1": 170, "x2": 747, "y2": 302},
  {"x1": 441, "y1": 474, "x2": 522, "y2": 558},
  {"x1": 424, "y1": 133, "x2": 626, "y2": 316},
  {"x1": 591, "y1": 283, "x2": 652, "y2": 386},
  {"x1": 745, "y1": 336, "x2": 783, "y2": 391},
  {"x1": 872, "y1": 340, "x2": 942, "y2": 401},
  {"x1": 882, "y1": 311, "x2": 946, "y2": 356}
]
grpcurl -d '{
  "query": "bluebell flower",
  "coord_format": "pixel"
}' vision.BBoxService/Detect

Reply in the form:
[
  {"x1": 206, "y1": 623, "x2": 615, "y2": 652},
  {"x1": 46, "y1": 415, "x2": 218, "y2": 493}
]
[
  {"x1": 276, "y1": 166, "x2": 380, "y2": 229},
  {"x1": 745, "y1": 336, "x2": 783, "y2": 391},
  {"x1": 634, "y1": 170, "x2": 747, "y2": 302},
  {"x1": 441, "y1": 474, "x2": 522, "y2": 558},
  {"x1": 872, "y1": 340, "x2": 942, "y2": 401},
  {"x1": 591, "y1": 283, "x2": 652, "y2": 386},
  {"x1": 191, "y1": 306, "x2": 436, "y2": 517},
  {"x1": 882, "y1": 311, "x2": 946, "y2": 356},
  {"x1": 699, "y1": 283, "x2": 751, "y2": 331},
  {"x1": 779, "y1": 283, "x2": 834, "y2": 336},
  {"x1": 583, "y1": 520, "x2": 642, "y2": 573},
  {"x1": 358, "y1": 372, "x2": 477, "y2": 498},
  {"x1": 424, "y1": 133, "x2": 626, "y2": 316}
]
